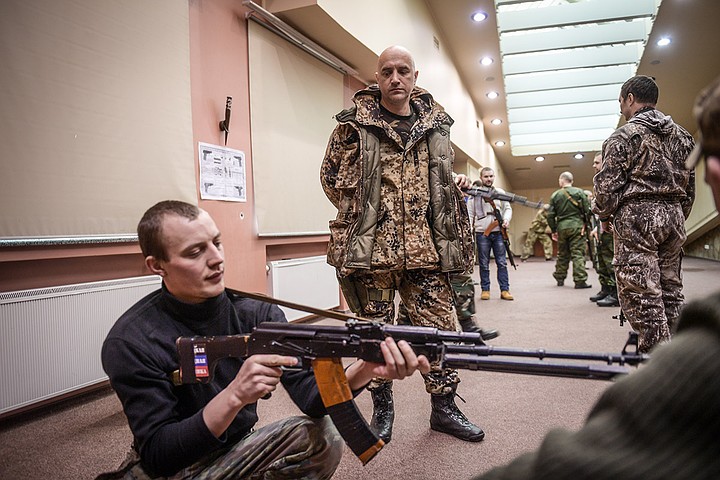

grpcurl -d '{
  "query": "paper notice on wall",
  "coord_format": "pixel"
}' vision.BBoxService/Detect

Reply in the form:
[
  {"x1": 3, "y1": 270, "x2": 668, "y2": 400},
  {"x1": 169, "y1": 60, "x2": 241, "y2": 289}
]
[{"x1": 198, "y1": 142, "x2": 247, "y2": 202}]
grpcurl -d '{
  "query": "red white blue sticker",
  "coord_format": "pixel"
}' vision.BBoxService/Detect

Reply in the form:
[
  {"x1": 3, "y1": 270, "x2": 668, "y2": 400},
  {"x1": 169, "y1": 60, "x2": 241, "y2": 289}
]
[{"x1": 193, "y1": 343, "x2": 209, "y2": 378}]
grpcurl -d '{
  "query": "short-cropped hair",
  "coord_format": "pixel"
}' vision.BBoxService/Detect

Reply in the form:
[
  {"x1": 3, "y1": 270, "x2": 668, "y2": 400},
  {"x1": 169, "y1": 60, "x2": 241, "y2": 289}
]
[
  {"x1": 620, "y1": 75, "x2": 659, "y2": 104},
  {"x1": 137, "y1": 200, "x2": 200, "y2": 260}
]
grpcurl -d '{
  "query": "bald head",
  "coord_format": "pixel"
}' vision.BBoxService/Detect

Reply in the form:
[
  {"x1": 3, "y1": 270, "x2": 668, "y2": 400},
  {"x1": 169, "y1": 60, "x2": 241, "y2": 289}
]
[
  {"x1": 559, "y1": 171, "x2": 574, "y2": 186},
  {"x1": 377, "y1": 45, "x2": 415, "y2": 72}
]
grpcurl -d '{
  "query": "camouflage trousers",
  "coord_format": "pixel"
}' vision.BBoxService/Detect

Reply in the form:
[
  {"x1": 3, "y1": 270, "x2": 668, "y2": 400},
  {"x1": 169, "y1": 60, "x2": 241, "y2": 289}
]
[
  {"x1": 613, "y1": 201, "x2": 686, "y2": 353},
  {"x1": 106, "y1": 417, "x2": 342, "y2": 480},
  {"x1": 597, "y1": 230, "x2": 616, "y2": 288},
  {"x1": 521, "y1": 229, "x2": 553, "y2": 260},
  {"x1": 449, "y1": 270, "x2": 476, "y2": 322},
  {"x1": 337, "y1": 268, "x2": 461, "y2": 394},
  {"x1": 553, "y1": 226, "x2": 588, "y2": 284}
]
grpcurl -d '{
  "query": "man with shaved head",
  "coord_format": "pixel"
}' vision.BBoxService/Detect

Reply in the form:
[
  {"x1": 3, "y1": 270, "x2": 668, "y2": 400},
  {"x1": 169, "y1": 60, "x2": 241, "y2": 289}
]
[
  {"x1": 321, "y1": 45, "x2": 484, "y2": 445},
  {"x1": 594, "y1": 75, "x2": 695, "y2": 354}
]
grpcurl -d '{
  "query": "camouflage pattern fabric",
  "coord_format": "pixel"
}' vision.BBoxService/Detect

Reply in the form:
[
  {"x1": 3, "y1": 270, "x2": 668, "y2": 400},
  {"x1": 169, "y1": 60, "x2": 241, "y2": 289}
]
[
  {"x1": 338, "y1": 269, "x2": 461, "y2": 394},
  {"x1": 593, "y1": 108, "x2": 695, "y2": 222},
  {"x1": 594, "y1": 107, "x2": 695, "y2": 353},
  {"x1": 321, "y1": 85, "x2": 472, "y2": 276},
  {"x1": 449, "y1": 271, "x2": 476, "y2": 321},
  {"x1": 521, "y1": 209, "x2": 553, "y2": 260},
  {"x1": 596, "y1": 230, "x2": 616, "y2": 288},
  {"x1": 552, "y1": 226, "x2": 588, "y2": 284},
  {"x1": 613, "y1": 202, "x2": 686, "y2": 353},
  {"x1": 111, "y1": 417, "x2": 342, "y2": 480}
]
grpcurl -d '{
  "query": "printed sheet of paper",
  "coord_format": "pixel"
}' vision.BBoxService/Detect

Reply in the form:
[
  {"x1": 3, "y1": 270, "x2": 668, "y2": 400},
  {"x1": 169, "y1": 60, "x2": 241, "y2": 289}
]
[{"x1": 198, "y1": 142, "x2": 247, "y2": 202}]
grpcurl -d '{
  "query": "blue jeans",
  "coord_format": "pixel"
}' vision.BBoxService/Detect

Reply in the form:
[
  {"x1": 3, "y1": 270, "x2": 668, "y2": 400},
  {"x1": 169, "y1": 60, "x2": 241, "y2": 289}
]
[{"x1": 476, "y1": 231, "x2": 509, "y2": 291}]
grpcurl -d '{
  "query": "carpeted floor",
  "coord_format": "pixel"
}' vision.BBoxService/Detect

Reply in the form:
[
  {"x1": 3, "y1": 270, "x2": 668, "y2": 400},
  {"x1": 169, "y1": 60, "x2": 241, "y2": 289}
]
[{"x1": 2, "y1": 256, "x2": 718, "y2": 480}]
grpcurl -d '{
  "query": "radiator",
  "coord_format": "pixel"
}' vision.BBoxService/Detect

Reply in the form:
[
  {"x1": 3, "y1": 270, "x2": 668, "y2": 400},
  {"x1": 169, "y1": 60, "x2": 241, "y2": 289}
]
[
  {"x1": 0, "y1": 275, "x2": 161, "y2": 416},
  {"x1": 267, "y1": 256, "x2": 339, "y2": 322}
]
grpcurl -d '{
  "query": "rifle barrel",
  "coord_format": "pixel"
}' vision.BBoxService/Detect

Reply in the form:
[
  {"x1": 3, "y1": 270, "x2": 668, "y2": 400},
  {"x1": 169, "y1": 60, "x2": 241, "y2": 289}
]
[{"x1": 443, "y1": 354, "x2": 630, "y2": 380}]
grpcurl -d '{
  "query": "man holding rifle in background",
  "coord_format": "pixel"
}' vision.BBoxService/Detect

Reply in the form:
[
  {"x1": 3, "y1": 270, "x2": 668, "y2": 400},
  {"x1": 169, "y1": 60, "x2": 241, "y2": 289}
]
[{"x1": 470, "y1": 167, "x2": 515, "y2": 301}]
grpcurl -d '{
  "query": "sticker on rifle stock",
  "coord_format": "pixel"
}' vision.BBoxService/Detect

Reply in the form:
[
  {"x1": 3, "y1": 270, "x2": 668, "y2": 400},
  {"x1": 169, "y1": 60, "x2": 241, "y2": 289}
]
[{"x1": 193, "y1": 343, "x2": 209, "y2": 378}]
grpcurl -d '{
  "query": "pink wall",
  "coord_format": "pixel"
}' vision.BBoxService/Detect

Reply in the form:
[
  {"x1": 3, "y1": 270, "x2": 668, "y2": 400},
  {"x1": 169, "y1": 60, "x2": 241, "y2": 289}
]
[{"x1": 0, "y1": 0, "x2": 329, "y2": 294}]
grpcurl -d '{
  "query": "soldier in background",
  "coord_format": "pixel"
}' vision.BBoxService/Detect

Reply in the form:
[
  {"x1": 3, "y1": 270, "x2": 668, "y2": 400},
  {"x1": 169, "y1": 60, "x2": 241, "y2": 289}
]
[
  {"x1": 593, "y1": 75, "x2": 695, "y2": 353},
  {"x1": 589, "y1": 153, "x2": 619, "y2": 307},
  {"x1": 547, "y1": 171, "x2": 593, "y2": 289},
  {"x1": 520, "y1": 204, "x2": 553, "y2": 262}
]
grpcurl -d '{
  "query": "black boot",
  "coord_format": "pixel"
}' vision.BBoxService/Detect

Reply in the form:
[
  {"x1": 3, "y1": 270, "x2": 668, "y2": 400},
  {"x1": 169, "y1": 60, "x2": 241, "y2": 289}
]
[
  {"x1": 597, "y1": 290, "x2": 620, "y2": 307},
  {"x1": 430, "y1": 387, "x2": 485, "y2": 442},
  {"x1": 370, "y1": 383, "x2": 394, "y2": 443},
  {"x1": 590, "y1": 285, "x2": 611, "y2": 302},
  {"x1": 459, "y1": 318, "x2": 499, "y2": 341}
]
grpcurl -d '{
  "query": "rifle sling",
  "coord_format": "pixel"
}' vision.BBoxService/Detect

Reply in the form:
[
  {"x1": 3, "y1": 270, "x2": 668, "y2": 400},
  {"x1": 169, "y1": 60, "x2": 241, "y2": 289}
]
[
  {"x1": 227, "y1": 288, "x2": 385, "y2": 463},
  {"x1": 227, "y1": 288, "x2": 365, "y2": 323},
  {"x1": 483, "y1": 219, "x2": 499, "y2": 237}
]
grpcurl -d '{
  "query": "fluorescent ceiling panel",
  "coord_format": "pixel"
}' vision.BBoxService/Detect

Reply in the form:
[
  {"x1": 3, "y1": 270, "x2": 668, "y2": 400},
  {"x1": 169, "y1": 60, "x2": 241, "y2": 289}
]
[
  {"x1": 495, "y1": 0, "x2": 662, "y2": 156},
  {"x1": 507, "y1": 84, "x2": 624, "y2": 108},
  {"x1": 508, "y1": 100, "x2": 620, "y2": 123},
  {"x1": 504, "y1": 64, "x2": 637, "y2": 93},
  {"x1": 510, "y1": 115, "x2": 622, "y2": 135}
]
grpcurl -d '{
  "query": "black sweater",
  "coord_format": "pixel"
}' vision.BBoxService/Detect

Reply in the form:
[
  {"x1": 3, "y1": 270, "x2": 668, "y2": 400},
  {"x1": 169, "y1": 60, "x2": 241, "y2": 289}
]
[{"x1": 101, "y1": 286, "x2": 326, "y2": 477}]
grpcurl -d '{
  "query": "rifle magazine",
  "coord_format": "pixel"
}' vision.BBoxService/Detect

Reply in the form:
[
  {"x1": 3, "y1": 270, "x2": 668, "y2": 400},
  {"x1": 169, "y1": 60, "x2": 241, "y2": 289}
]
[{"x1": 312, "y1": 358, "x2": 384, "y2": 464}]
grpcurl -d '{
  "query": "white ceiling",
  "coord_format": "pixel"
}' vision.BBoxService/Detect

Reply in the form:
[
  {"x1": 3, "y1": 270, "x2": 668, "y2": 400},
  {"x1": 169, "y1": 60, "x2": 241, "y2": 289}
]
[
  {"x1": 424, "y1": 0, "x2": 720, "y2": 189},
  {"x1": 272, "y1": 0, "x2": 720, "y2": 190}
]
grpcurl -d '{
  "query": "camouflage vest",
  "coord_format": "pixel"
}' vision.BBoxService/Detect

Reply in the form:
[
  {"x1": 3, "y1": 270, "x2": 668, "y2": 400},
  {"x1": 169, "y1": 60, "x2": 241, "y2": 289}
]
[{"x1": 333, "y1": 107, "x2": 473, "y2": 274}]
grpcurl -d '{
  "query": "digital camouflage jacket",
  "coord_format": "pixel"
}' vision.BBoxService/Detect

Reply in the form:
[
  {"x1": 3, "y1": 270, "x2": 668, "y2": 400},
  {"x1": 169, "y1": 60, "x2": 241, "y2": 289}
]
[
  {"x1": 594, "y1": 108, "x2": 695, "y2": 220},
  {"x1": 321, "y1": 85, "x2": 473, "y2": 276}
]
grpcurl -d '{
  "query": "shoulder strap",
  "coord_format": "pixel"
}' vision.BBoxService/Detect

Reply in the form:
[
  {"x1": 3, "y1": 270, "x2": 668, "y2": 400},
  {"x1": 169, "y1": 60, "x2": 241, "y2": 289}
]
[{"x1": 561, "y1": 187, "x2": 581, "y2": 208}]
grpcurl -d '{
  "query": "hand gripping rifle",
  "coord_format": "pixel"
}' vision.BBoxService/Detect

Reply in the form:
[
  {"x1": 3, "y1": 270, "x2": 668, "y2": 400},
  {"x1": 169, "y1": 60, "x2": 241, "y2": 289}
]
[{"x1": 171, "y1": 289, "x2": 648, "y2": 465}]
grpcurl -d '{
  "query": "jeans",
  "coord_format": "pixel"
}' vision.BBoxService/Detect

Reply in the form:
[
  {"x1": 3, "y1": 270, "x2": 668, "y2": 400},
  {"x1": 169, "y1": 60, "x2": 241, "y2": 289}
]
[{"x1": 476, "y1": 231, "x2": 509, "y2": 291}]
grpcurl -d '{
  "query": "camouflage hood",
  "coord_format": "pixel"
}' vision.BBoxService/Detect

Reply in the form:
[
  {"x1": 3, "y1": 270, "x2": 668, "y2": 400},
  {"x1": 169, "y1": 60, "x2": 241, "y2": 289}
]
[
  {"x1": 348, "y1": 84, "x2": 453, "y2": 148},
  {"x1": 629, "y1": 108, "x2": 676, "y2": 136}
]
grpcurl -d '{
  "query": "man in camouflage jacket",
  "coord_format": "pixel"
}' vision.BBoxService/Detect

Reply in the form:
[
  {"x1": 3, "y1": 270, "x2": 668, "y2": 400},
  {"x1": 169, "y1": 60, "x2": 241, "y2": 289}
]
[
  {"x1": 320, "y1": 45, "x2": 482, "y2": 445},
  {"x1": 593, "y1": 75, "x2": 695, "y2": 353},
  {"x1": 521, "y1": 205, "x2": 553, "y2": 261}
]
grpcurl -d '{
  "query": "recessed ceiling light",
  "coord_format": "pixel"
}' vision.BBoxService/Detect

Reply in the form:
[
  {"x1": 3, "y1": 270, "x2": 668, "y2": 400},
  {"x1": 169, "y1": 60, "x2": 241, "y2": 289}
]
[
  {"x1": 471, "y1": 11, "x2": 488, "y2": 22},
  {"x1": 535, "y1": 156, "x2": 545, "y2": 162},
  {"x1": 574, "y1": 153, "x2": 584, "y2": 160},
  {"x1": 486, "y1": 91, "x2": 499, "y2": 100},
  {"x1": 480, "y1": 57, "x2": 493, "y2": 66},
  {"x1": 495, "y1": 140, "x2": 506, "y2": 147},
  {"x1": 657, "y1": 37, "x2": 671, "y2": 46},
  {"x1": 490, "y1": 118, "x2": 502, "y2": 125}
]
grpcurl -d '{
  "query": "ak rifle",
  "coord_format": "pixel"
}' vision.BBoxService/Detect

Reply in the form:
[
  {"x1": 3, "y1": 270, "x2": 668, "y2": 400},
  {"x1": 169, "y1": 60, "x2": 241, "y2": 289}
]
[
  {"x1": 171, "y1": 290, "x2": 648, "y2": 465},
  {"x1": 465, "y1": 185, "x2": 543, "y2": 209},
  {"x1": 465, "y1": 186, "x2": 543, "y2": 269}
]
